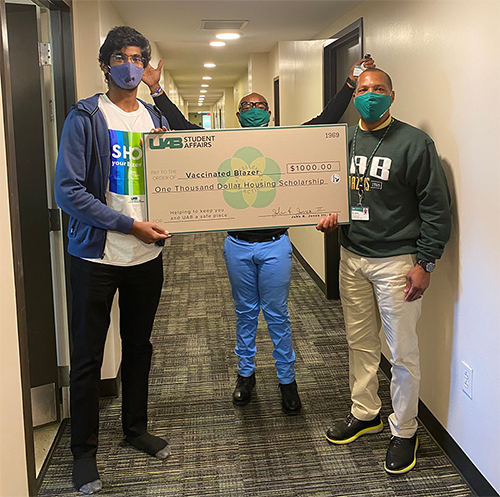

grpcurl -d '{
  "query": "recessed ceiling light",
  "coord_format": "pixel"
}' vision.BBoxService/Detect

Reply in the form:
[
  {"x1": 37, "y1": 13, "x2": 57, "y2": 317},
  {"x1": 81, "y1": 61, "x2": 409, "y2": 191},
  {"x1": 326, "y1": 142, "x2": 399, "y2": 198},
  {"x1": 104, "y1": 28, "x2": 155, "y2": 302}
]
[
  {"x1": 201, "y1": 84, "x2": 209, "y2": 87},
  {"x1": 198, "y1": 103, "x2": 203, "y2": 106},
  {"x1": 216, "y1": 33, "x2": 240, "y2": 40},
  {"x1": 202, "y1": 76, "x2": 212, "y2": 80},
  {"x1": 200, "y1": 90, "x2": 207, "y2": 93},
  {"x1": 210, "y1": 41, "x2": 226, "y2": 47},
  {"x1": 204, "y1": 63, "x2": 216, "y2": 68}
]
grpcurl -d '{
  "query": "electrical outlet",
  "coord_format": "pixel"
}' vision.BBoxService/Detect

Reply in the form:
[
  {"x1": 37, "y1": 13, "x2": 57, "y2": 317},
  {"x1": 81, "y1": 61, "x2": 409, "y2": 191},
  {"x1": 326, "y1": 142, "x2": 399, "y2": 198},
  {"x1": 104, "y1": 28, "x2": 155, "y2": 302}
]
[{"x1": 462, "y1": 361, "x2": 473, "y2": 399}]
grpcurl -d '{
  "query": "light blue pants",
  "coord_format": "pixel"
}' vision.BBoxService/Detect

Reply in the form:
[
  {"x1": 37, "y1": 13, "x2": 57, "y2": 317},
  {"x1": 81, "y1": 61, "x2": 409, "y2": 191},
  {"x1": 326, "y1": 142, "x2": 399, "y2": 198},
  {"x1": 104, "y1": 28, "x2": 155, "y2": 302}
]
[{"x1": 223, "y1": 234, "x2": 296, "y2": 384}]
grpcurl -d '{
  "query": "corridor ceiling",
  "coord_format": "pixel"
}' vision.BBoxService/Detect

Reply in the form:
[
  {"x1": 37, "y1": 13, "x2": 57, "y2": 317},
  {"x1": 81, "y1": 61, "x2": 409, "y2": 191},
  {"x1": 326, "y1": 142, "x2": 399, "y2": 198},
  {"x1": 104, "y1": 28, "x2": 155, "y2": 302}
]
[{"x1": 110, "y1": 0, "x2": 363, "y2": 107}]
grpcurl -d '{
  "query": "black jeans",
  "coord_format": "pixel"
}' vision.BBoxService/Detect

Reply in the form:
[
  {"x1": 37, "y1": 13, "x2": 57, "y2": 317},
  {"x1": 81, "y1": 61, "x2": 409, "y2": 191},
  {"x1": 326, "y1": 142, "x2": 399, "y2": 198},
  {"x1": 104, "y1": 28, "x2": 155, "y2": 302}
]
[{"x1": 69, "y1": 254, "x2": 163, "y2": 460}]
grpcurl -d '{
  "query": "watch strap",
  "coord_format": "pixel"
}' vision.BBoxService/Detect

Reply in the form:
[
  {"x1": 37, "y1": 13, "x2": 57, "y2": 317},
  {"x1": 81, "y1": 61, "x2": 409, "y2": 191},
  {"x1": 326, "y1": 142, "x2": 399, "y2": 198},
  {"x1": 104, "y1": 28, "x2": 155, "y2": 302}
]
[{"x1": 346, "y1": 77, "x2": 356, "y2": 88}]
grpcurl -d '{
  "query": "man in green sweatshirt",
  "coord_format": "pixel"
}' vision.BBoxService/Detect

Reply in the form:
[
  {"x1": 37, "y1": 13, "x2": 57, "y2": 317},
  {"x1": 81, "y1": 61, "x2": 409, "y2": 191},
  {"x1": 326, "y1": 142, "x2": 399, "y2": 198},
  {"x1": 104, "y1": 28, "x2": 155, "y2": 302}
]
[{"x1": 316, "y1": 68, "x2": 451, "y2": 475}]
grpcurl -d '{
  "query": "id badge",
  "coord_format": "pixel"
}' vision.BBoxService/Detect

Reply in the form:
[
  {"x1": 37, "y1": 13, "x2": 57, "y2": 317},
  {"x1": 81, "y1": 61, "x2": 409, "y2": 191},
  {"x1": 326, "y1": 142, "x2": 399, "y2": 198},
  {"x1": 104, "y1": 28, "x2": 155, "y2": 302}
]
[{"x1": 351, "y1": 206, "x2": 370, "y2": 221}]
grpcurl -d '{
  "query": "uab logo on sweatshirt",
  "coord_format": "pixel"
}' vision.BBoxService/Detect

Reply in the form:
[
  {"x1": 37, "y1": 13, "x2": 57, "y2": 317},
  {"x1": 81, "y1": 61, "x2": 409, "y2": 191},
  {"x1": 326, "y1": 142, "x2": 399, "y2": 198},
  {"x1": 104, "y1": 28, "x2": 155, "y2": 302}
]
[
  {"x1": 349, "y1": 155, "x2": 392, "y2": 191},
  {"x1": 109, "y1": 130, "x2": 145, "y2": 195}
]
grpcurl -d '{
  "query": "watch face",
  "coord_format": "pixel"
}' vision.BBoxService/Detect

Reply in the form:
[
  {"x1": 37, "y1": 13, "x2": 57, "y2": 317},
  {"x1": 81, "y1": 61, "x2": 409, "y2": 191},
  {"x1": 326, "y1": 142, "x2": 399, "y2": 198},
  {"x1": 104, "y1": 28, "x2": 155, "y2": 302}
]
[{"x1": 418, "y1": 260, "x2": 435, "y2": 272}]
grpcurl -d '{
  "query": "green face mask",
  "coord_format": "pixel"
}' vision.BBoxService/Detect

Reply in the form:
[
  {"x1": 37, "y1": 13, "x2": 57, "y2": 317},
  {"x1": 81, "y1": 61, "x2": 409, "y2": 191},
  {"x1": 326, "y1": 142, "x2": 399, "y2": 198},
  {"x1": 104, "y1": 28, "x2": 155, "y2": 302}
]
[
  {"x1": 238, "y1": 107, "x2": 270, "y2": 127},
  {"x1": 354, "y1": 92, "x2": 392, "y2": 122}
]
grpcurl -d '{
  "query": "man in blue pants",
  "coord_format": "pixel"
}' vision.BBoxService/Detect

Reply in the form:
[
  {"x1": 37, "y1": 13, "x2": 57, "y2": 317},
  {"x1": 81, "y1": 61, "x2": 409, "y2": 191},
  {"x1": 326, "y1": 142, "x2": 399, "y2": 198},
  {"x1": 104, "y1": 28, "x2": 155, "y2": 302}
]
[{"x1": 143, "y1": 57, "x2": 373, "y2": 414}]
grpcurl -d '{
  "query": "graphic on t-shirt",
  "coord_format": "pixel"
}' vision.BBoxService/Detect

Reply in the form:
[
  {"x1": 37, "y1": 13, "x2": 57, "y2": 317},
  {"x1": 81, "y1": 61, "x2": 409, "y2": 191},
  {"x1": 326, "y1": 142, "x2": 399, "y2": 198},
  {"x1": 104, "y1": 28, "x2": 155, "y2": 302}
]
[
  {"x1": 109, "y1": 129, "x2": 145, "y2": 195},
  {"x1": 351, "y1": 155, "x2": 392, "y2": 180},
  {"x1": 349, "y1": 155, "x2": 393, "y2": 191}
]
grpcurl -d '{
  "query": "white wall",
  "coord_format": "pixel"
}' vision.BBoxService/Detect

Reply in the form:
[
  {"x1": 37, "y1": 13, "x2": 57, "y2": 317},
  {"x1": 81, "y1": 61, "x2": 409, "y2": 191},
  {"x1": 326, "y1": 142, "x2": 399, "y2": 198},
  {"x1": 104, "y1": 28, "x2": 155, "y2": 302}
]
[
  {"x1": 248, "y1": 52, "x2": 272, "y2": 103},
  {"x1": 267, "y1": 43, "x2": 279, "y2": 127},
  {"x1": 311, "y1": 1, "x2": 499, "y2": 491},
  {"x1": 72, "y1": 0, "x2": 105, "y2": 99},
  {"x1": 223, "y1": 87, "x2": 237, "y2": 129},
  {"x1": 277, "y1": 40, "x2": 328, "y2": 280},
  {"x1": 0, "y1": 78, "x2": 29, "y2": 497},
  {"x1": 233, "y1": 71, "x2": 249, "y2": 122}
]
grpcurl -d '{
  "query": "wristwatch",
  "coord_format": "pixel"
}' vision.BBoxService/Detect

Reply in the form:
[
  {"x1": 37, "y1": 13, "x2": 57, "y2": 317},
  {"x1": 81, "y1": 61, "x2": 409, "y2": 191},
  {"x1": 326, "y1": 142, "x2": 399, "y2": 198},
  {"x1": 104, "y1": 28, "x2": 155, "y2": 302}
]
[{"x1": 416, "y1": 259, "x2": 435, "y2": 273}]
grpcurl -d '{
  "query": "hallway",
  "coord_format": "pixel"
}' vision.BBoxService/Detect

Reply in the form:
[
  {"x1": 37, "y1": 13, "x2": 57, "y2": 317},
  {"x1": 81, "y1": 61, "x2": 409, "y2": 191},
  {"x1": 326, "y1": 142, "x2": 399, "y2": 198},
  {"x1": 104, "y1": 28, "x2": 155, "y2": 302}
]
[{"x1": 38, "y1": 232, "x2": 472, "y2": 496}]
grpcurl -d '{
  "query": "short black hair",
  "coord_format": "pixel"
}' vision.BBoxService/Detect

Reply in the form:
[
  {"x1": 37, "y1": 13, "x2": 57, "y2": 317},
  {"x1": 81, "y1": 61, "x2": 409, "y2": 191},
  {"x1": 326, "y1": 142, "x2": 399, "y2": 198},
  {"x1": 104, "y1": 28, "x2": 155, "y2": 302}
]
[
  {"x1": 357, "y1": 68, "x2": 393, "y2": 91},
  {"x1": 99, "y1": 26, "x2": 151, "y2": 68}
]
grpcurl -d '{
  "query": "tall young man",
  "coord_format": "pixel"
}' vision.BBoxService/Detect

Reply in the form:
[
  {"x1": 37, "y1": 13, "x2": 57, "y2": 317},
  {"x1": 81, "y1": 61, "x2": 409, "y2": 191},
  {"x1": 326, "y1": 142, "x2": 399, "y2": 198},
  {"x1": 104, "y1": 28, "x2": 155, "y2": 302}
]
[
  {"x1": 317, "y1": 68, "x2": 451, "y2": 474},
  {"x1": 55, "y1": 26, "x2": 171, "y2": 494}
]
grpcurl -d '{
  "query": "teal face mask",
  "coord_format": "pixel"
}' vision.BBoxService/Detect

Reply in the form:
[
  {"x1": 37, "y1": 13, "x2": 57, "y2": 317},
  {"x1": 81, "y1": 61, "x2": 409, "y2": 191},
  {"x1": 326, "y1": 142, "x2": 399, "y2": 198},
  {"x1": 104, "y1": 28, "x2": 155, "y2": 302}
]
[
  {"x1": 238, "y1": 107, "x2": 270, "y2": 127},
  {"x1": 354, "y1": 92, "x2": 392, "y2": 122}
]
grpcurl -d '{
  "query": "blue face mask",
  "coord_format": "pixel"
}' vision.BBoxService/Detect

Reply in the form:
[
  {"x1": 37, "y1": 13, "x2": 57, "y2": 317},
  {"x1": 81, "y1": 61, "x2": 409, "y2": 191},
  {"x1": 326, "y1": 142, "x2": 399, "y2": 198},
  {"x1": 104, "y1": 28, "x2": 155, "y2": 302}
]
[
  {"x1": 108, "y1": 62, "x2": 144, "y2": 90},
  {"x1": 238, "y1": 107, "x2": 270, "y2": 128},
  {"x1": 354, "y1": 92, "x2": 392, "y2": 122}
]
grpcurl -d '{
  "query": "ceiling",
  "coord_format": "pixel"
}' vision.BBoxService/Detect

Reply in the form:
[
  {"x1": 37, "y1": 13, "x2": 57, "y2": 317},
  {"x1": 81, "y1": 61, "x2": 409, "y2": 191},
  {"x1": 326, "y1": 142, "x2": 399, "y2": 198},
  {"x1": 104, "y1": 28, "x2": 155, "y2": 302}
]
[{"x1": 110, "y1": 0, "x2": 363, "y2": 107}]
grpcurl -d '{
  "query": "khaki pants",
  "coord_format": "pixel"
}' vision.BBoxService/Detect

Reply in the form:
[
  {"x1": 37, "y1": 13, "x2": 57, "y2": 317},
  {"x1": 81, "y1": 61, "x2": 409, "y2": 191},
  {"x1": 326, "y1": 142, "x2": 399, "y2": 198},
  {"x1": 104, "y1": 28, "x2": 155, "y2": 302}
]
[{"x1": 339, "y1": 247, "x2": 422, "y2": 438}]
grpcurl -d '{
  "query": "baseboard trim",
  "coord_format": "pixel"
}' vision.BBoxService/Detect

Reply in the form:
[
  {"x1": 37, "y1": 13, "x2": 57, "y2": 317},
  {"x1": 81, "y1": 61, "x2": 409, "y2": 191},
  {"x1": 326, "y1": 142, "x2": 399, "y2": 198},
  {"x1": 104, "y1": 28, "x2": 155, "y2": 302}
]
[
  {"x1": 100, "y1": 365, "x2": 121, "y2": 398},
  {"x1": 380, "y1": 355, "x2": 498, "y2": 497},
  {"x1": 291, "y1": 243, "x2": 326, "y2": 295}
]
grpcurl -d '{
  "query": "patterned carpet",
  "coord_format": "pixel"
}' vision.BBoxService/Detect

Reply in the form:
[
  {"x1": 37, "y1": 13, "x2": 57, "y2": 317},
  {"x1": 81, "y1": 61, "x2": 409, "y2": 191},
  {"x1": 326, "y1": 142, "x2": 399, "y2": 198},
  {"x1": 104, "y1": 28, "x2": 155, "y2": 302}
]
[{"x1": 39, "y1": 232, "x2": 473, "y2": 496}]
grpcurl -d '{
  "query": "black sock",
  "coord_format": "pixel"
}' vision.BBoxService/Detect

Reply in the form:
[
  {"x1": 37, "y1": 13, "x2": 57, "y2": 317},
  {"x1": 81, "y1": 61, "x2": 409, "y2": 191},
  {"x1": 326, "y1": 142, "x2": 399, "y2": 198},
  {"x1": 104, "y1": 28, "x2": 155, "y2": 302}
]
[
  {"x1": 125, "y1": 432, "x2": 168, "y2": 457},
  {"x1": 73, "y1": 457, "x2": 101, "y2": 493}
]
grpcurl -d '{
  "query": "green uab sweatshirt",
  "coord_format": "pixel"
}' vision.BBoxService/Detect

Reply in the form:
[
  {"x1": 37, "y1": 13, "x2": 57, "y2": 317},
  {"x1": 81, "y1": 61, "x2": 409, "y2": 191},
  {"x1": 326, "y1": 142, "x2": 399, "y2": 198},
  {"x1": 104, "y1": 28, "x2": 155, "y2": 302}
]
[{"x1": 339, "y1": 118, "x2": 451, "y2": 262}]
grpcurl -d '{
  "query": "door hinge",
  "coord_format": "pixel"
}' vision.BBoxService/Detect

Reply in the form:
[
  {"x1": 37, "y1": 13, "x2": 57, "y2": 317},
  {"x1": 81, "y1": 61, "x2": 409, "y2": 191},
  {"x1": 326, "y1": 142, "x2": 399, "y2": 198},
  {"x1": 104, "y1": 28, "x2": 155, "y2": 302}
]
[
  {"x1": 38, "y1": 42, "x2": 51, "y2": 66},
  {"x1": 48, "y1": 208, "x2": 61, "y2": 232}
]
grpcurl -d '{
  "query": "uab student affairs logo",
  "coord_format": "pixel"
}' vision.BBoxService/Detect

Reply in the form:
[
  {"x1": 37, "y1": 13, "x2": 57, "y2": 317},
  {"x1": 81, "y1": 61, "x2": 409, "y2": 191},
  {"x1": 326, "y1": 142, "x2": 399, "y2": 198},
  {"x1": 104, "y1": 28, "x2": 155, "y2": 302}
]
[{"x1": 217, "y1": 146, "x2": 280, "y2": 209}]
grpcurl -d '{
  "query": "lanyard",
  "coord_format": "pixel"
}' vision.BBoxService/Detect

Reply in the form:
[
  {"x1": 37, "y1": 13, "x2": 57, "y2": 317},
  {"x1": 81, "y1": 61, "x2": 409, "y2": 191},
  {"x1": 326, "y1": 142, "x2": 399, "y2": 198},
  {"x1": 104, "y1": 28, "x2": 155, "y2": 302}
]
[{"x1": 351, "y1": 119, "x2": 393, "y2": 205}]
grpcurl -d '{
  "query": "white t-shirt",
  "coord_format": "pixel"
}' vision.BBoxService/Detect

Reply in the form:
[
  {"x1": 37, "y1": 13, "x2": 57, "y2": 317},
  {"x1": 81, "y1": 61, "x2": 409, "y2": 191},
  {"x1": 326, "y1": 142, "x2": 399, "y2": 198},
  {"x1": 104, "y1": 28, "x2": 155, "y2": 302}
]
[{"x1": 86, "y1": 94, "x2": 162, "y2": 266}]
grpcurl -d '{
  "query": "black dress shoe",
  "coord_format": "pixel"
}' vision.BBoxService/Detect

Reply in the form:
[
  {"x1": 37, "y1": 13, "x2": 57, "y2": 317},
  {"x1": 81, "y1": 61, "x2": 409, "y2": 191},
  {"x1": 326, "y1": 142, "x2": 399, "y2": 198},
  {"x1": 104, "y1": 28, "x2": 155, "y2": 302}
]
[
  {"x1": 384, "y1": 434, "x2": 419, "y2": 474},
  {"x1": 233, "y1": 373, "x2": 256, "y2": 406},
  {"x1": 279, "y1": 380, "x2": 302, "y2": 414},
  {"x1": 326, "y1": 413, "x2": 383, "y2": 444}
]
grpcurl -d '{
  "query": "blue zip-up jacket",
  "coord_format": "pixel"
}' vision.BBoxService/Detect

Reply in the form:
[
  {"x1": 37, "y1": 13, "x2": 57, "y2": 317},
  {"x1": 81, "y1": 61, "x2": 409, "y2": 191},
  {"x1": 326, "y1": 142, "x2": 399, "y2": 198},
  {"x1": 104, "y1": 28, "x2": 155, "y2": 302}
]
[{"x1": 54, "y1": 94, "x2": 170, "y2": 259}]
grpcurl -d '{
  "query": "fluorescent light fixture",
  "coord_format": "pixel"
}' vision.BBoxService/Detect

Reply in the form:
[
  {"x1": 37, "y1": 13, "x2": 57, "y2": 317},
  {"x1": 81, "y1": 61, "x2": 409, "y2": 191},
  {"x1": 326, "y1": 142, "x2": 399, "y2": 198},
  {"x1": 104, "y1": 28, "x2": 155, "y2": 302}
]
[
  {"x1": 210, "y1": 41, "x2": 226, "y2": 47},
  {"x1": 216, "y1": 33, "x2": 240, "y2": 40},
  {"x1": 204, "y1": 63, "x2": 216, "y2": 68},
  {"x1": 198, "y1": 103, "x2": 203, "y2": 106},
  {"x1": 202, "y1": 76, "x2": 212, "y2": 80},
  {"x1": 201, "y1": 84, "x2": 209, "y2": 87},
  {"x1": 200, "y1": 90, "x2": 207, "y2": 93}
]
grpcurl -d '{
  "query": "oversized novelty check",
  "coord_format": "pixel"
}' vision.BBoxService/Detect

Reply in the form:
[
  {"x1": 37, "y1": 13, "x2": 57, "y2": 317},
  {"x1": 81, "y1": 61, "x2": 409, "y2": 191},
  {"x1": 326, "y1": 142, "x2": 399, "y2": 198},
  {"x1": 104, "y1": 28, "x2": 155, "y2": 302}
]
[{"x1": 144, "y1": 124, "x2": 350, "y2": 233}]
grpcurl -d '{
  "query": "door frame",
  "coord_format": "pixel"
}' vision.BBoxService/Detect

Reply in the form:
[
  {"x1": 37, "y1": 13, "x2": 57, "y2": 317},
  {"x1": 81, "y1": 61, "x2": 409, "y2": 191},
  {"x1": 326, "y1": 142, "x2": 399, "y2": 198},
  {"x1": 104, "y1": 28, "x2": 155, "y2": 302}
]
[
  {"x1": 323, "y1": 18, "x2": 363, "y2": 102},
  {"x1": 322, "y1": 19, "x2": 363, "y2": 299},
  {"x1": 0, "y1": 0, "x2": 74, "y2": 494},
  {"x1": 273, "y1": 76, "x2": 280, "y2": 126}
]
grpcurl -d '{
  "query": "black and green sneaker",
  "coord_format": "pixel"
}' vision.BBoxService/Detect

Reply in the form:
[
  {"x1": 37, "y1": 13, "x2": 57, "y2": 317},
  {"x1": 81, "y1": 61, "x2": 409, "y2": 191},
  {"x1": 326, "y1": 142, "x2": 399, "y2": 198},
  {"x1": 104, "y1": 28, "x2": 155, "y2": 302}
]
[
  {"x1": 384, "y1": 434, "x2": 419, "y2": 474},
  {"x1": 326, "y1": 413, "x2": 383, "y2": 444}
]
